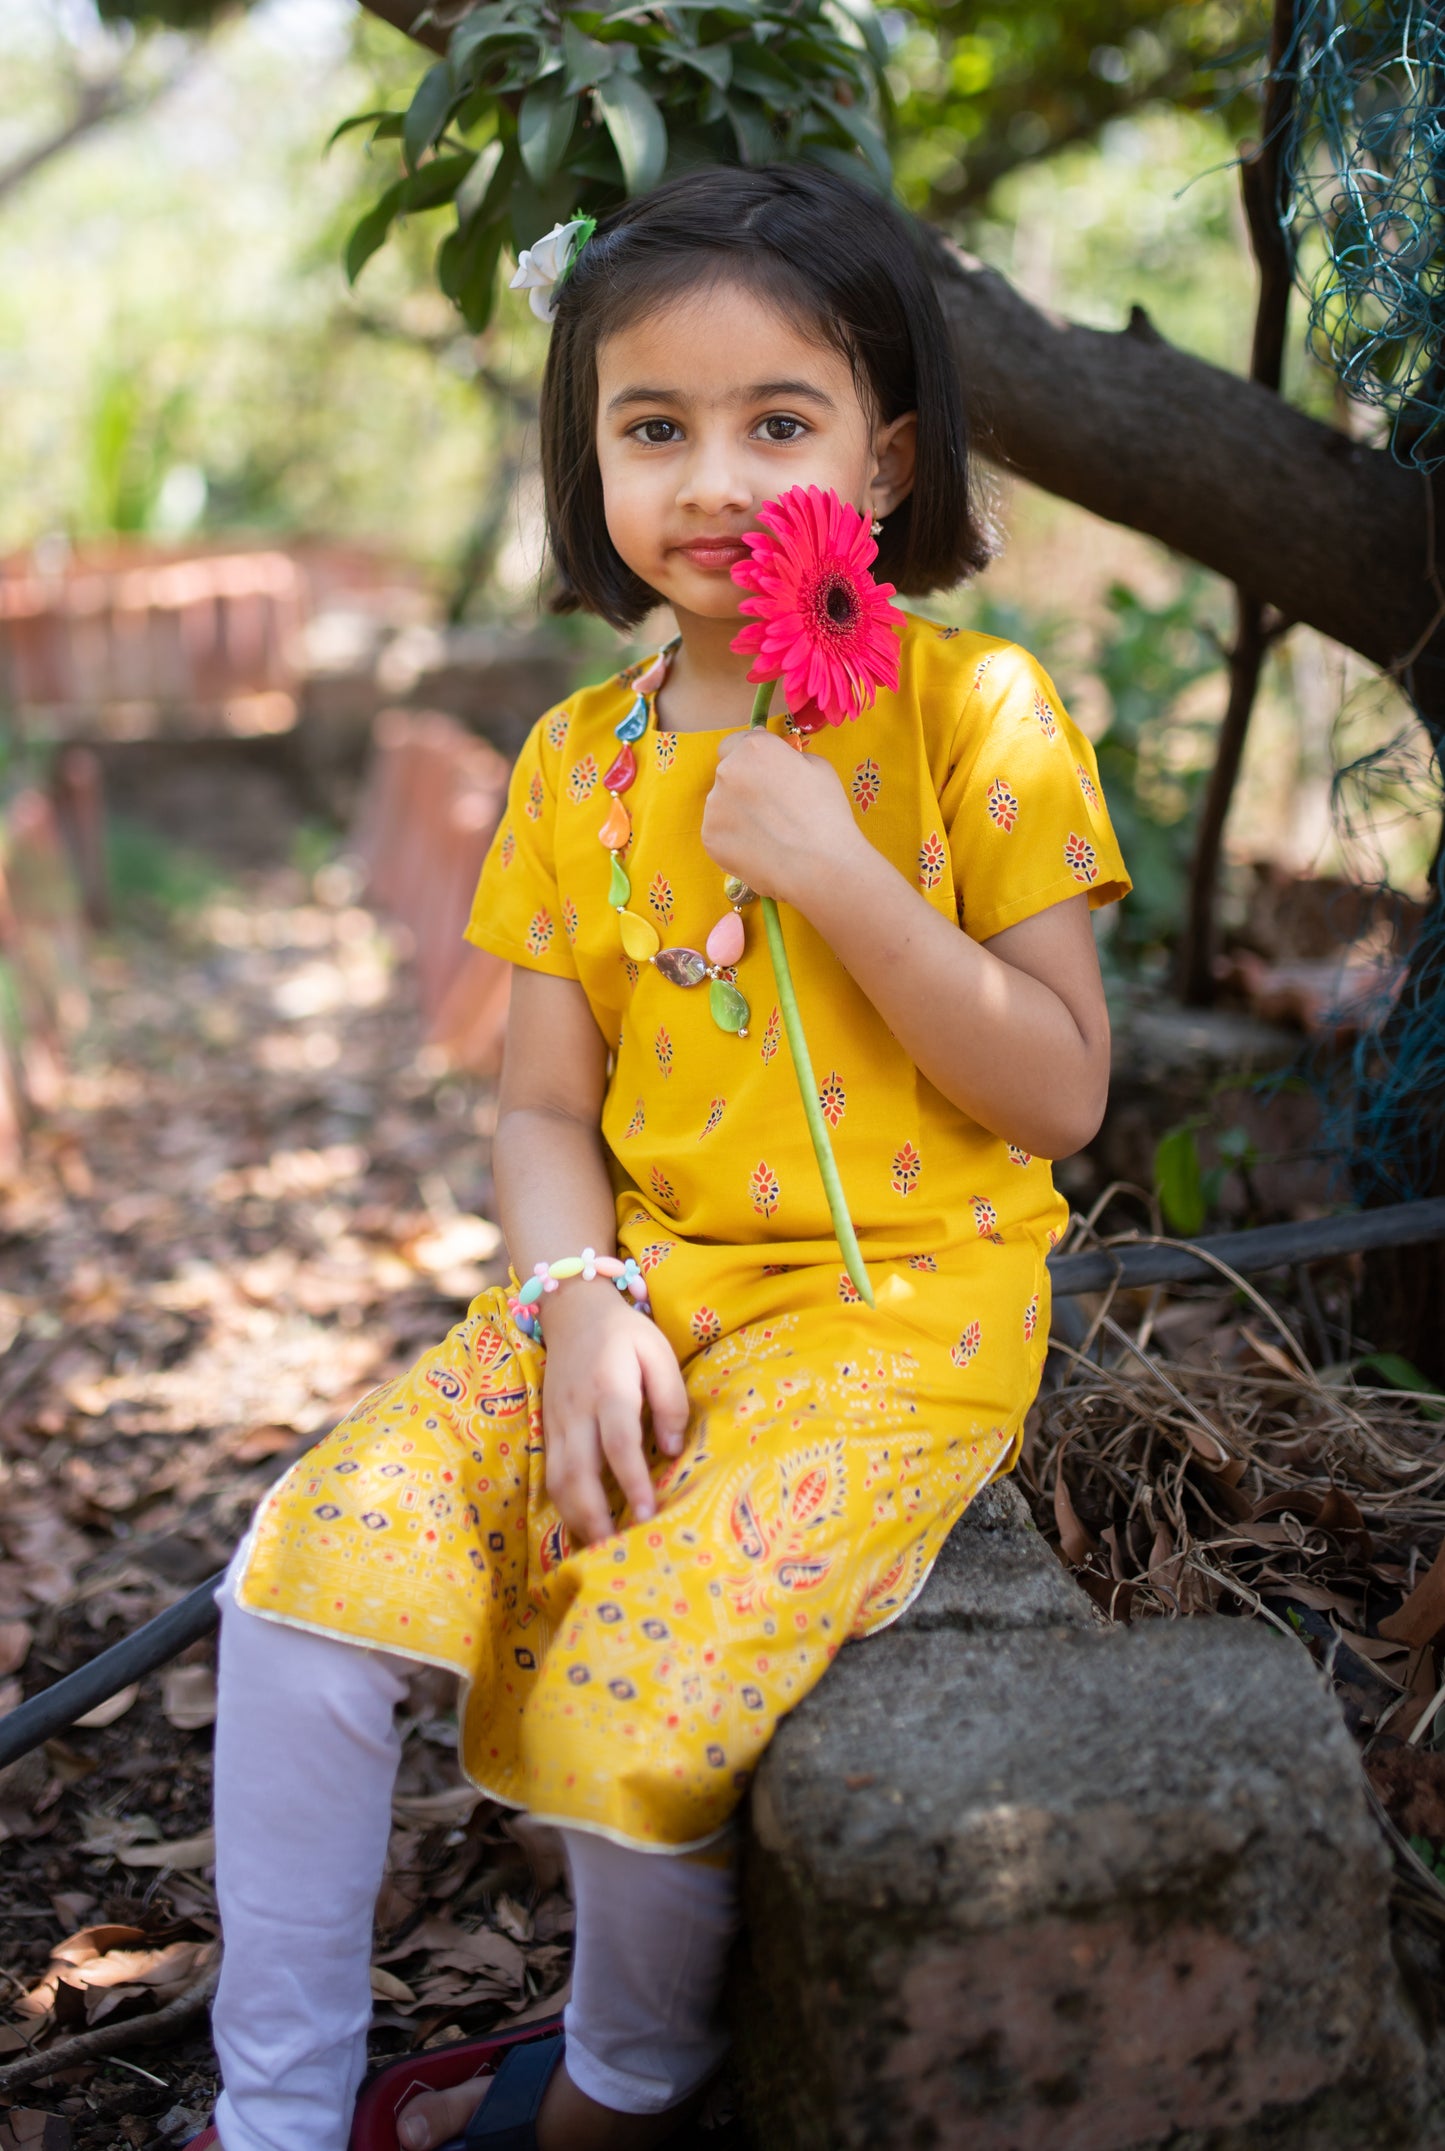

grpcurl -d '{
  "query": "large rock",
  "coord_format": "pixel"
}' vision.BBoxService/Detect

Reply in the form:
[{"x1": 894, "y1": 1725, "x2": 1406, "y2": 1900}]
[{"x1": 734, "y1": 1482, "x2": 1427, "y2": 2150}]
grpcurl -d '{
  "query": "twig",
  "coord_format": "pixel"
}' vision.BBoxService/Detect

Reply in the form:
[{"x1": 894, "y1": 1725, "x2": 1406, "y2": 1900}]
[
  {"x1": 1183, "y1": 1554, "x2": 1312, "y2": 1642},
  {"x1": 1097, "y1": 1314, "x2": 1237, "y2": 1462},
  {"x1": 0, "y1": 1960, "x2": 218, "y2": 2095}
]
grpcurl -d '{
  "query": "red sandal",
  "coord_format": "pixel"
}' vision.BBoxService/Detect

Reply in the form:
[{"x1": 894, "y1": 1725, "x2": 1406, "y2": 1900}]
[
  {"x1": 351, "y1": 2016, "x2": 565, "y2": 2150},
  {"x1": 183, "y1": 2012, "x2": 565, "y2": 2151}
]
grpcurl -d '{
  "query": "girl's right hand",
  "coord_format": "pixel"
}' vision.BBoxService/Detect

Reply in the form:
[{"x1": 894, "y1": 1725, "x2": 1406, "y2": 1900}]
[{"x1": 537, "y1": 1284, "x2": 690, "y2": 1547}]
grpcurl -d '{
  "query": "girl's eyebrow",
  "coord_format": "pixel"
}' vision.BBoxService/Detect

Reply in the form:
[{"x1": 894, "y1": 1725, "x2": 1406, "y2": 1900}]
[{"x1": 604, "y1": 380, "x2": 838, "y2": 416}]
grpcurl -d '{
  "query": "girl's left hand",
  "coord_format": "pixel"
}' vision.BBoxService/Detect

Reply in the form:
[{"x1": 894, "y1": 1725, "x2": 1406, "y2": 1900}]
[{"x1": 701, "y1": 730, "x2": 860, "y2": 903}]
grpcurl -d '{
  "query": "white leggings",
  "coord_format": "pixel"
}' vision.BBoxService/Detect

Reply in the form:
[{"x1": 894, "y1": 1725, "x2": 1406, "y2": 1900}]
[{"x1": 212, "y1": 1568, "x2": 739, "y2": 2151}]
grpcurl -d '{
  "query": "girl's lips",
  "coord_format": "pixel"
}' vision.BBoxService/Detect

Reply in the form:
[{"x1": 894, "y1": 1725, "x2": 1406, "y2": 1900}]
[{"x1": 675, "y1": 540, "x2": 750, "y2": 570}]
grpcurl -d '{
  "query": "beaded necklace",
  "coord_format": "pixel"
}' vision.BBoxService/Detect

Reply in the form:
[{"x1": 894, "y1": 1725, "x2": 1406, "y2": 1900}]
[{"x1": 598, "y1": 639, "x2": 761, "y2": 1040}]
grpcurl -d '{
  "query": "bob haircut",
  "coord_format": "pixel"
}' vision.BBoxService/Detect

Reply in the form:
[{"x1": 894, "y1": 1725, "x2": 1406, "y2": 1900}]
[{"x1": 539, "y1": 162, "x2": 992, "y2": 630}]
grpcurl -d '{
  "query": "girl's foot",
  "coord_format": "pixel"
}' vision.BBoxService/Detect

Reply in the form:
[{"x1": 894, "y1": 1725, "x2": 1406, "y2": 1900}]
[{"x1": 397, "y1": 2055, "x2": 702, "y2": 2150}]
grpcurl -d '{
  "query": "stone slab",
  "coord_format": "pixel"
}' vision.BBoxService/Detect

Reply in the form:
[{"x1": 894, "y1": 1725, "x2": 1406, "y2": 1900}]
[
  {"x1": 735, "y1": 1557, "x2": 1425, "y2": 2150},
  {"x1": 889, "y1": 1478, "x2": 1096, "y2": 1639}
]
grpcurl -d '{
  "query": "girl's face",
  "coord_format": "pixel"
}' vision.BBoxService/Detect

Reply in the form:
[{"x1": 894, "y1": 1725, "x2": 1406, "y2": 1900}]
[{"x1": 593, "y1": 277, "x2": 916, "y2": 635}]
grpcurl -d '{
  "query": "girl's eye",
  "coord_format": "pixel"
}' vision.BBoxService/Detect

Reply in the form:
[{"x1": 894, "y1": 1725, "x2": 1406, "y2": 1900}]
[
  {"x1": 759, "y1": 416, "x2": 805, "y2": 441},
  {"x1": 634, "y1": 419, "x2": 681, "y2": 445}
]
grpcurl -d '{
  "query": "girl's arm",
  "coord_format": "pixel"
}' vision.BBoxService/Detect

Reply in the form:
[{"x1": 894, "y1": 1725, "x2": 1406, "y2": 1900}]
[
  {"x1": 703, "y1": 731, "x2": 1109, "y2": 1160},
  {"x1": 495, "y1": 970, "x2": 690, "y2": 1544}
]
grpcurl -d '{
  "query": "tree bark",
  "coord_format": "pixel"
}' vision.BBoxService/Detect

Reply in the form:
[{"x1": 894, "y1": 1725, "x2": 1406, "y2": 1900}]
[{"x1": 929, "y1": 244, "x2": 1445, "y2": 720}]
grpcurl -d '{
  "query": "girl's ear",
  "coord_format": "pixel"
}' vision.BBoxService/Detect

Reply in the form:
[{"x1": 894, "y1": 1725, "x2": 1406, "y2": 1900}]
[{"x1": 870, "y1": 410, "x2": 917, "y2": 519}]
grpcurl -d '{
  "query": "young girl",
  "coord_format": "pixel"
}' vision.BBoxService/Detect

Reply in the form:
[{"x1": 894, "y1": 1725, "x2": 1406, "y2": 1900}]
[{"x1": 203, "y1": 161, "x2": 1130, "y2": 2151}]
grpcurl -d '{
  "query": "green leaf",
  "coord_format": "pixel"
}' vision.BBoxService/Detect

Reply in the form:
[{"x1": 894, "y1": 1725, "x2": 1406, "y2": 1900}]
[
  {"x1": 1153, "y1": 1121, "x2": 1207, "y2": 1237},
  {"x1": 518, "y1": 79, "x2": 579, "y2": 185},
  {"x1": 563, "y1": 17, "x2": 615, "y2": 94},
  {"x1": 404, "y1": 61, "x2": 458, "y2": 171},
  {"x1": 809, "y1": 87, "x2": 891, "y2": 185},
  {"x1": 438, "y1": 214, "x2": 506, "y2": 333},
  {"x1": 1354, "y1": 1353, "x2": 1445, "y2": 1418},
  {"x1": 449, "y1": 0, "x2": 526, "y2": 73},
  {"x1": 397, "y1": 152, "x2": 476, "y2": 215},
  {"x1": 595, "y1": 71, "x2": 668, "y2": 191},
  {"x1": 326, "y1": 108, "x2": 401, "y2": 151},
  {"x1": 345, "y1": 181, "x2": 405, "y2": 284},
  {"x1": 659, "y1": 37, "x2": 733, "y2": 89},
  {"x1": 729, "y1": 50, "x2": 796, "y2": 96},
  {"x1": 455, "y1": 137, "x2": 507, "y2": 224},
  {"x1": 830, "y1": 0, "x2": 889, "y2": 73},
  {"x1": 801, "y1": 136, "x2": 887, "y2": 188},
  {"x1": 725, "y1": 93, "x2": 775, "y2": 164}
]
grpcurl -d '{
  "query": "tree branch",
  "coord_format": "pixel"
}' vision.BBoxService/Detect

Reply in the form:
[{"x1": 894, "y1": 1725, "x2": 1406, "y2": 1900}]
[
  {"x1": 0, "y1": 78, "x2": 131, "y2": 205},
  {"x1": 0, "y1": 49, "x2": 202, "y2": 208},
  {"x1": 932, "y1": 240, "x2": 1445, "y2": 722},
  {"x1": 353, "y1": 0, "x2": 450, "y2": 56},
  {"x1": 0, "y1": 1962, "x2": 219, "y2": 2095}
]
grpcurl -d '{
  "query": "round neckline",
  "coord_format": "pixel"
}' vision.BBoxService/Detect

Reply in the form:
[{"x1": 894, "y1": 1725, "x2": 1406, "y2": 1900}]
[{"x1": 635, "y1": 638, "x2": 787, "y2": 741}]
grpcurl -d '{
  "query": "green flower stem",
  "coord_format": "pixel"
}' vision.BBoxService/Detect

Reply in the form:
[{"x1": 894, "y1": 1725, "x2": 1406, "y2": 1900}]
[{"x1": 750, "y1": 684, "x2": 874, "y2": 1308}]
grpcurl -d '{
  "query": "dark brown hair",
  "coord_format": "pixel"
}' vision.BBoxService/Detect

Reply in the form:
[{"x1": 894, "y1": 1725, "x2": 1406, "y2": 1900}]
[{"x1": 538, "y1": 163, "x2": 992, "y2": 630}]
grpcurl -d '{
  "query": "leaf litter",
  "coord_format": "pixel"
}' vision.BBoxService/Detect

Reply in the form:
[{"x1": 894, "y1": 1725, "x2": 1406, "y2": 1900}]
[
  {"x1": 1020, "y1": 1186, "x2": 1445, "y2": 1990},
  {"x1": 0, "y1": 838, "x2": 744, "y2": 2147}
]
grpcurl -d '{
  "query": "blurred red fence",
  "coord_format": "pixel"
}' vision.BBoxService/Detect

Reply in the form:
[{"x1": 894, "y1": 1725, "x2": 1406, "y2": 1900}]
[
  {"x1": 354, "y1": 711, "x2": 512, "y2": 1074},
  {"x1": 0, "y1": 541, "x2": 427, "y2": 741}
]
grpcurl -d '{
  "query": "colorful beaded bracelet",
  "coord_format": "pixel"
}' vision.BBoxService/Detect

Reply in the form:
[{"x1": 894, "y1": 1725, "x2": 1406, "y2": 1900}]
[{"x1": 507, "y1": 1250, "x2": 652, "y2": 1338}]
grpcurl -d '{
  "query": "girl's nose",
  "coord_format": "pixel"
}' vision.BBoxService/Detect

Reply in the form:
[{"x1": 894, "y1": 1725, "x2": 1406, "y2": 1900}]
[{"x1": 676, "y1": 442, "x2": 751, "y2": 519}]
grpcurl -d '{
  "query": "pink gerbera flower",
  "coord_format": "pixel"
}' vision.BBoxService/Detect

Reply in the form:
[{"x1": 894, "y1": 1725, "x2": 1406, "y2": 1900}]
[{"x1": 730, "y1": 485, "x2": 906, "y2": 729}]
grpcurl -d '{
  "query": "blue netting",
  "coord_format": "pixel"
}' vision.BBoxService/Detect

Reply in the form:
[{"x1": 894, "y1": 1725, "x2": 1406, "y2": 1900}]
[
  {"x1": 1302, "y1": 706, "x2": 1445, "y2": 1203},
  {"x1": 1238, "y1": 2, "x2": 1445, "y2": 1207},
  {"x1": 1279, "y1": 0, "x2": 1445, "y2": 471}
]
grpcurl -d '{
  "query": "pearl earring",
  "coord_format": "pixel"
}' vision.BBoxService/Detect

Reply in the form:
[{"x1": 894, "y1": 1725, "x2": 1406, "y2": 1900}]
[{"x1": 870, "y1": 515, "x2": 884, "y2": 536}]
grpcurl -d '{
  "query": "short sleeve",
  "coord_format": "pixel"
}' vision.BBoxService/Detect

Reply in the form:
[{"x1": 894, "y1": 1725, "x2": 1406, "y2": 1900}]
[
  {"x1": 941, "y1": 643, "x2": 1131, "y2": 944},
  {"x1": 464, "y1": 707, "x2": 579, "y2": 978}
]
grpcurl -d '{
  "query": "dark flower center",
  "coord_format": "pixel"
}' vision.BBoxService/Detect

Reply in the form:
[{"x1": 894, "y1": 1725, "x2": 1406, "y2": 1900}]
[{"x1": 806, "y1": 570, "x2": 860, "y2": 639}]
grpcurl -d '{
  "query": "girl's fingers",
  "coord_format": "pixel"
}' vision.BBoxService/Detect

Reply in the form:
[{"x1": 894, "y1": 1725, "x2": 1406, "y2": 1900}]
[
  {"x1": 596, "y1": 1394, "x2": 657, "y2": 1524},
  {"x1": 638, "y1": 1327, "x2": 690, "y2": 1456},
  {"x1": 544, "y1": 1413, "x2": 613, "y2": 1547}
]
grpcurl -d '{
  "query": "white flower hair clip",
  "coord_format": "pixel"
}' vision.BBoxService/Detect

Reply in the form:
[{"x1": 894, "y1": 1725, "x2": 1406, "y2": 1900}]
[{"x1": 508, "y1": 215, "x2": 597, "y2": 323}]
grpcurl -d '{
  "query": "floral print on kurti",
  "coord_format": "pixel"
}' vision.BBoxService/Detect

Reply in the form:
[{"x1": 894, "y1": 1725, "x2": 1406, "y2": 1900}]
[{"x1": 238, "y1": 616, "x2": 1130, "y2": 1854}]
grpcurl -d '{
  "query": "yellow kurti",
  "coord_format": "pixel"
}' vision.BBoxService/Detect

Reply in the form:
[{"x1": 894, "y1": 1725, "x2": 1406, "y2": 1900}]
[{"x1": 238, "y1": 616, "x2": 1130, "y2": 1851}]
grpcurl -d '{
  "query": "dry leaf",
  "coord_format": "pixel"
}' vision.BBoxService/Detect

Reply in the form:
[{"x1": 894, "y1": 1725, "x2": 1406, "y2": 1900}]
[
  {"x1": 0, "y1": 1620, "x2": 31, "y2": 1677},
  {"x1": 369, "y1": 1966, "x2": 417, "y2": 2005},
  {"x1": 0, "y1": 2114, "x2": 71, "y2": 2150},
  {"x1": 493, "y1": 1893, "x2": 533, "y2": 1944},
  {"x1": 74, "y1": 1682, "x2": 138, "y2": 1729},
  {"x1": 508, "y1": 1976, "x2": 571, "y2": 2026},
  {"x1": 376, "y1": 1915, "x2": 526, "y2": 1983},
  {"x1": 52, "y1": 1923, "x2": 148, "y2": 1963},
  {"x1": 162, "y1": 1663, "x2": 218, "y2": 1730},
  {"x1": 1380, "y1": 1533, "x2": 1445, "y2": 1649},
  {"x1": 1052, "y1": 1441, "x2": 1098, "y2": 1566},
  {"x1": 76, "y1": 1811, "x2": 161, "y2": 1857},
  {"x1": 1239, "y1": 1325, "x2": 1310, "y2": 1381},
  {"x1": 116, "y1": 1828, "x2": 216, "y2": 1870},
  {"x1": 390, "y1": 1786, "x2": 484, "y2": 1829},
  {"x1": 228, "y1": 1424, "x2": 298, "y2": 1464}
]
